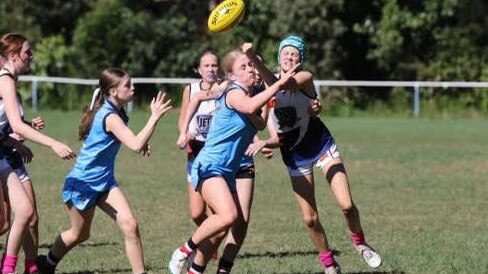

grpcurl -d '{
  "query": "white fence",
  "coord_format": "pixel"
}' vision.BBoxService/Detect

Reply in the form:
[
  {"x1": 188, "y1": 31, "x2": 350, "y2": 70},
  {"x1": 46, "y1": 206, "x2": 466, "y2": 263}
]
[{"x1": 19, "y1": 76, "x2": 488, "y2": 117}]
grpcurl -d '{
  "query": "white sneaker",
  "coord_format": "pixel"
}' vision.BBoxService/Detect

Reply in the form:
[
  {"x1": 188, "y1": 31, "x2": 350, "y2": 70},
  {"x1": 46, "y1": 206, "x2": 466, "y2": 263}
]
[
  {"x1": 355, "y1": 243, "x2": 382, "y2": 268},
  {"x1": 324, "y1": 263, "x2": 342, "y2": 274},
  {"x1": 168, "y1": 247, "x2": 189, "y2": 274}
]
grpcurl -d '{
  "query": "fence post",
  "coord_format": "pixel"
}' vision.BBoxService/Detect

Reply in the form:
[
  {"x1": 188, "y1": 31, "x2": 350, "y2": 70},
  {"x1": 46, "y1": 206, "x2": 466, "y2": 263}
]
[
  {"x1": 314, "y1": 83, "x2": 321, "y2": 99},
  {"x1": 413, "y1": 84, "x2": 420, "y2": 118},
  {"x1": 31, "y1": 79, "x2": 38, "y2": 111}
]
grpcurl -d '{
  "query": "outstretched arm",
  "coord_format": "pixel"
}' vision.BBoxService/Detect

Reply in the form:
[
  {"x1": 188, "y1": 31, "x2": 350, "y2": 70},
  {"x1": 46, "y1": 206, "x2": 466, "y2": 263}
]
[
  {"x1": 107, "y1": 92, "x2": 172, "y2": 153},
  {"x1": 0, "y1": 77, "x2": 75, "y2": 159}
]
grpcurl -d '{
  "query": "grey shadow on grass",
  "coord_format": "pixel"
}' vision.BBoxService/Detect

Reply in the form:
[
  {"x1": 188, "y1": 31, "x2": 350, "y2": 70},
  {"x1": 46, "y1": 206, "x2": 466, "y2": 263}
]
[
  {"x1": 59, "y1": 265, "x2": 164, "y2": 274},
  {"x1": 277, "y1": 270, "x2": 405, "y2": 274},
  {"x1": 39, "y1": 241, "x2": 118, "y2": 249},
  {"x1": 237, "y1": 249, "x2": 341, "y2": 259}
]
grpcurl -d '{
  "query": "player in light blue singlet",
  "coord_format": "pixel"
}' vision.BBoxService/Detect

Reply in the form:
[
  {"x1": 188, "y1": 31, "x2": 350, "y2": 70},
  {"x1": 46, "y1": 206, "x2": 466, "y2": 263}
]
[
  {"x1": 169, "y1": 45, "x2": 299, "y2": 274},
  {"x1": 36, "y1": 68, "x2": 172, "y2": 274},
  {"x1": 0, "y1": 33, "x2": 76, "y2": 274},
  {"x1": 62, "y1": 98, "x2": 128, "y2": 210},
  {"x1": 247, "y1": 35, "x2": 382, "y2": 273},
  {"x1": 176, "y1": 53, "x2": 271, "y2": 273}
]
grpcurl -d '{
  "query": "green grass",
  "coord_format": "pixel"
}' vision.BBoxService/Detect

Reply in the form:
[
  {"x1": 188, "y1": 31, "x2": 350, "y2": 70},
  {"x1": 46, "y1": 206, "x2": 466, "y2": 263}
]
[{"x1": 5, "y1": 110, "x2": 487, "y2": 273}]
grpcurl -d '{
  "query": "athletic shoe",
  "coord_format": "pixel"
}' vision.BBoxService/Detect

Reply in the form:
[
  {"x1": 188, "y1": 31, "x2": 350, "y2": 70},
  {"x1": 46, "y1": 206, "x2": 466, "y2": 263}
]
[
  {"x1": 168, "y1": 248, "x2": 189, "y2": 274},
  {"x1": 323, "y1": 262, "x2": 341, "y2": 274},
  {"x1": 186, "y1": 251, "x2": 195, "y2": 271},
  {"x1": 355, "y1": 243, "x2": 382, "y2": 268},
  {"x1": 35, "y1": 256, "x2": 55, "y2": 274},
  {"x1": 24, "y1": 271, "x2": 39, "y2": 274}
]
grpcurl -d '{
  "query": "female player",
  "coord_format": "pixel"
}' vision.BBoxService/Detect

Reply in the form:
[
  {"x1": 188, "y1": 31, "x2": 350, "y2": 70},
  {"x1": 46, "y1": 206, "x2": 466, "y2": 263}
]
[
  {"x1": 176, "y1": 52, "x2": 272, "y2": 274},
  {"x1": 178, "y1": 50, "x2": 220, "y2": 227},
  {"x1": 35, "y1": 68, "x2": 172, "y2": 274},
  {"x1": 169, "y1": 45, "x2": 299, "y2": 274},
  {"x1": 246, "y1": 35, "x2": 382, "y2": 274},
  {"x1": 0, "y1": 32, "x2": 75, "y2": 274}
]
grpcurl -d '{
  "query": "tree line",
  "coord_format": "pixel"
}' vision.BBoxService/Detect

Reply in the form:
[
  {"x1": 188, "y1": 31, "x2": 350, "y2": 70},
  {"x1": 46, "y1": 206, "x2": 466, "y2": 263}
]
[{"x1": 1, "y1": 0, "x2": 487, "y2": 116}]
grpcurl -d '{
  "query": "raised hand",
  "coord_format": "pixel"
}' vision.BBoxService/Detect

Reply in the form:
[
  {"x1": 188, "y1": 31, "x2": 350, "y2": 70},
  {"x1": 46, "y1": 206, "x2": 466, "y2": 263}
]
[
  {"x1": 278, "y1": 63, "x2": 301, "y2": 88},
  {"x1": 31, "y1": 116, "x2": 44, "y2": 130},
  {"x1": 150, "y1": 91, "x2": 173, "y2": 120},
  {"x1": 241, "y1": 42, "x2": 253, "y2": 54}
]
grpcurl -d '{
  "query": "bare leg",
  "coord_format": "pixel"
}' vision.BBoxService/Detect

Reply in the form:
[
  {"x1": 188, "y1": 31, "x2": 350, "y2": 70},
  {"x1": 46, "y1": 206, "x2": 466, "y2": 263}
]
[
  {"x1": 188, "y1": 182, "x2": 207, "y2": 226},
  {"x1": 220, "y1": 177, "x2": 254, "y2": 262},
  {"x1": 20, "y1": 180, "x2": 38, "y2": 262},
  {"x1": 3, "y1": 171, "x2": 34, "y2": 256},
  {"x1": 290, "y1": 171, "x2": 330, "y2": 252},
  {"x1": 49, "y1": 203, "x2": 96, "y2": 260},
  {"x1": 97, "y1": 187, "x2": 144, "y2": 273},
  {"x1": 320, "y1": 158, "x2": 362, "y2": 233}
]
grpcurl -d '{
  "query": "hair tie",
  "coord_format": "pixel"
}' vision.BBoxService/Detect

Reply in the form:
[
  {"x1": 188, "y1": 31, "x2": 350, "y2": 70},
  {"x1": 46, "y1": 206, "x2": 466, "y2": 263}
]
[{"x1": 89, "y1": 88, "x2": 100, "y2": 110}]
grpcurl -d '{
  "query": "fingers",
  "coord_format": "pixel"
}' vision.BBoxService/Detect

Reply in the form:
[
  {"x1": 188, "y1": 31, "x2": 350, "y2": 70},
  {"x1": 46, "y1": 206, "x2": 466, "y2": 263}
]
[{"x1": 241, "y1": 42, "x2": 253, "y2": 54}]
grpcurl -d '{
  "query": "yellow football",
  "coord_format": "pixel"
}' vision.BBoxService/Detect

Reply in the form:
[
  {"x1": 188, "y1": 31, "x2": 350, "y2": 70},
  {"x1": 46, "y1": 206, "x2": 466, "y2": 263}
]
[{"x1": 207, "y1": 0, "x2": 245, "y2": 33}]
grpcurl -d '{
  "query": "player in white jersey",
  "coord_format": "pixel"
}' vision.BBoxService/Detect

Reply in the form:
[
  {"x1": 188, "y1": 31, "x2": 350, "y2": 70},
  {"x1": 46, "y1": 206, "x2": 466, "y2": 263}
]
[
  {"x1": 178, "y1": 50, "x2": 220, "y2": 227},
  {"x1": 0, "y1": 32, "x2": 75, "y2": 274},
  {"x1": 246, "y1": 35, "x2": 382, "y2": 274}
]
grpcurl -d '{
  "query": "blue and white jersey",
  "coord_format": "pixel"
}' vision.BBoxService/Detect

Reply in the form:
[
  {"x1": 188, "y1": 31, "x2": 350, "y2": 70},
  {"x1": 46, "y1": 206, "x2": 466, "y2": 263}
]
[
  {"x1": 188, "y1": 82, "x2": 217, "y2": 141},
  {"x1": 191, "y1": 82, "x2": 257, "y2": 188},
  {"x1": 270, "y1": 88, "x2": 335, "y2": 168},
  {"x1": 65, "y1": 99, "x2": 128, "y2": 190}
]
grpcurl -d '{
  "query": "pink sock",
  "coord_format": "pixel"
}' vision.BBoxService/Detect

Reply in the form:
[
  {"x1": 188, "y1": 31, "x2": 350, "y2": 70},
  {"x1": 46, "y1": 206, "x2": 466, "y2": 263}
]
[
  {"x1": 2, "y1": 254, "x2": 18, "y2": 274},
  {"x1": 319, "y1": 250, "x2": 335, "y2": 267},
  {"x1": 350, "y1": 230, "x2": 365, "y2": 246},
  {"x1": 24, "y1": 259, "x2": 38, "y2": 274}
]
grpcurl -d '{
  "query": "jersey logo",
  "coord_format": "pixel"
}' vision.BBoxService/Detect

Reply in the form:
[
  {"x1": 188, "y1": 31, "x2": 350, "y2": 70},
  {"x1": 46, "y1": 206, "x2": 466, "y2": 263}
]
[
  {"x1": 274, "y1": 106, "x2": 300, "y2": 129},
  {"x1": 196, "y1": 114, "x2": 212, "y2": 138}
]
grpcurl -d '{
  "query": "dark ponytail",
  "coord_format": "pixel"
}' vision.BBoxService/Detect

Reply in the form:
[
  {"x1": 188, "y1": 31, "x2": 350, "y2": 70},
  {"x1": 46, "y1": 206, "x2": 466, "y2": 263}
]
[{"x1": 78, "y1": 68, "x2": 128, "y2": 140}]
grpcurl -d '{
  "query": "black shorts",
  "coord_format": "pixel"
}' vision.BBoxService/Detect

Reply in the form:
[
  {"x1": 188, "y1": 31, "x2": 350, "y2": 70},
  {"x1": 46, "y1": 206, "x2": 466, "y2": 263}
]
[{"x1": 236, "y1": 164, "x2": 255, "y2": 179}]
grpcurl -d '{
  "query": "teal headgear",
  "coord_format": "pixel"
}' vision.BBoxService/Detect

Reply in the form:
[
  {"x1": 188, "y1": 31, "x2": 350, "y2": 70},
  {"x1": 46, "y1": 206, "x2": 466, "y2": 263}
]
[{"x1": 278, "y1": 35, "x2": 307, "y2": 63}]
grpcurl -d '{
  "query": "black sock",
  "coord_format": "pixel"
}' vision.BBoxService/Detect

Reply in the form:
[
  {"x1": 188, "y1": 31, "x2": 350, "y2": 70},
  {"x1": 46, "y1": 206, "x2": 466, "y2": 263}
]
[
  {"x1": 187, "y1": 237, "x2": 198, "y2": 250},
  {"x1": 190, "y1": 262, "x2": 206, "y2": 273},
  {"x1": 47, "y1": 251, "x2": 61, "y2": 265},
  {"x1": 218, "y1": 258, "x2": 234, "y2": 271}
]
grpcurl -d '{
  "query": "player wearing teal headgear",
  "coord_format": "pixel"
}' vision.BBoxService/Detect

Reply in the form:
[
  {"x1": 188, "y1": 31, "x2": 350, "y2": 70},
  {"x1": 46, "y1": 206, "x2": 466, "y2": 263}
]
[{"x1": 278, "y1": 34, "x2": 307, "y2": 62}]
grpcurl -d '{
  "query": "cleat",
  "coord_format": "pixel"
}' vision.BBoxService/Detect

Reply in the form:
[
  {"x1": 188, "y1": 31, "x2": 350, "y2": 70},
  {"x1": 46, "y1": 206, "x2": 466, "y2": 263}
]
[
  {"x1": 168, "y1": 247, "x2": 189, "y2": 274},
  {"x1": 324, "y1": 262, "x2": 341, "y2": 274},
  {"x1": 355, "y1": 243, "x2": 382, "y2": 269},
  {"x1": 35, "y1": 256, "x2": 55, "y2": 274}
]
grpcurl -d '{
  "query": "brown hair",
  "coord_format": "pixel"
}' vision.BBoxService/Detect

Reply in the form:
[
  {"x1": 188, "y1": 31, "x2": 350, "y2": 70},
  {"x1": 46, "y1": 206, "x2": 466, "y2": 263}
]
[
  {"x1": 78, "y1": 68, "x2": 128, "y2": 140},
  {"x1": 221, "y1": 49, "x2": 244, "y2": 78},
  {"x1": 0, "y1": 33, "x2": 27, "y2": 59}
]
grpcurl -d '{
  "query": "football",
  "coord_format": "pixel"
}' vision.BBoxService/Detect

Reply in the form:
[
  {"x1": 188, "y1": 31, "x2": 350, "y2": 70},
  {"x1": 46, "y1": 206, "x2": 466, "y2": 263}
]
[{"x1": 207, "y1": 0, "x2": 245, "y2": 33}]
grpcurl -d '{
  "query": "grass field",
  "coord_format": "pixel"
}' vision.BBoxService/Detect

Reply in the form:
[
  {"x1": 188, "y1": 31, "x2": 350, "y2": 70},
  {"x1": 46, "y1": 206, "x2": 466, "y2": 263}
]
[{"x1": 4, "y1": 110, "x2": 487, "y2": 274}]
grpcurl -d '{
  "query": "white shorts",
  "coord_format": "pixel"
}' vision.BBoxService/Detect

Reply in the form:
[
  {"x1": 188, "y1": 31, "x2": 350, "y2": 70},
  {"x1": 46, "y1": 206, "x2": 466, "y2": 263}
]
[{"x1": 287, "y1": 144, "x2": 340, "y2": 177}]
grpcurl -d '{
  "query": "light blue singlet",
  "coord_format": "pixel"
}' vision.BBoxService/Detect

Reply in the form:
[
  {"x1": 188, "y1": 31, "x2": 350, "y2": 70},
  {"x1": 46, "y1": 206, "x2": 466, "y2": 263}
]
[
  {"x1": 62, "y1": 99, "x2": 128, "y2": 210},
  {"x1": 190, "y1": 83, "x2": 256, "y2": 191}
]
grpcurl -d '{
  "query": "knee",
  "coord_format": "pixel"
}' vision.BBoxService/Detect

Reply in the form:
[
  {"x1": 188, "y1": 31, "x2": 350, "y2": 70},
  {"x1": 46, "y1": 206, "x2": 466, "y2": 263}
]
[
  {"x1": 17, "y1": 206, "x2": 35, "y2": 226},
  {"x1": 190, "y1": 210, "x2": 207, "y2": 226},
  {"x1": 220, "y1": 210, "x2": 238, "y2": 230},
  {"x1": 302, "y1": 212, "x2": 320, "y2": 228},
  {"x1": 119, "y1": 215, "x2": 140, "y2": 239},
  {"x1": 28, "y1": 211, "x2": 38, "y2": 229}
]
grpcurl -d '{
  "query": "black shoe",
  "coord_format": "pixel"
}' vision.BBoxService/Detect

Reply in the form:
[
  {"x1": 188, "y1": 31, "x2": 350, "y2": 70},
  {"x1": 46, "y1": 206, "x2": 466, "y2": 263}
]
[{"x1": 35, "y1": 255, "x2": 56, "y2": 274}]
